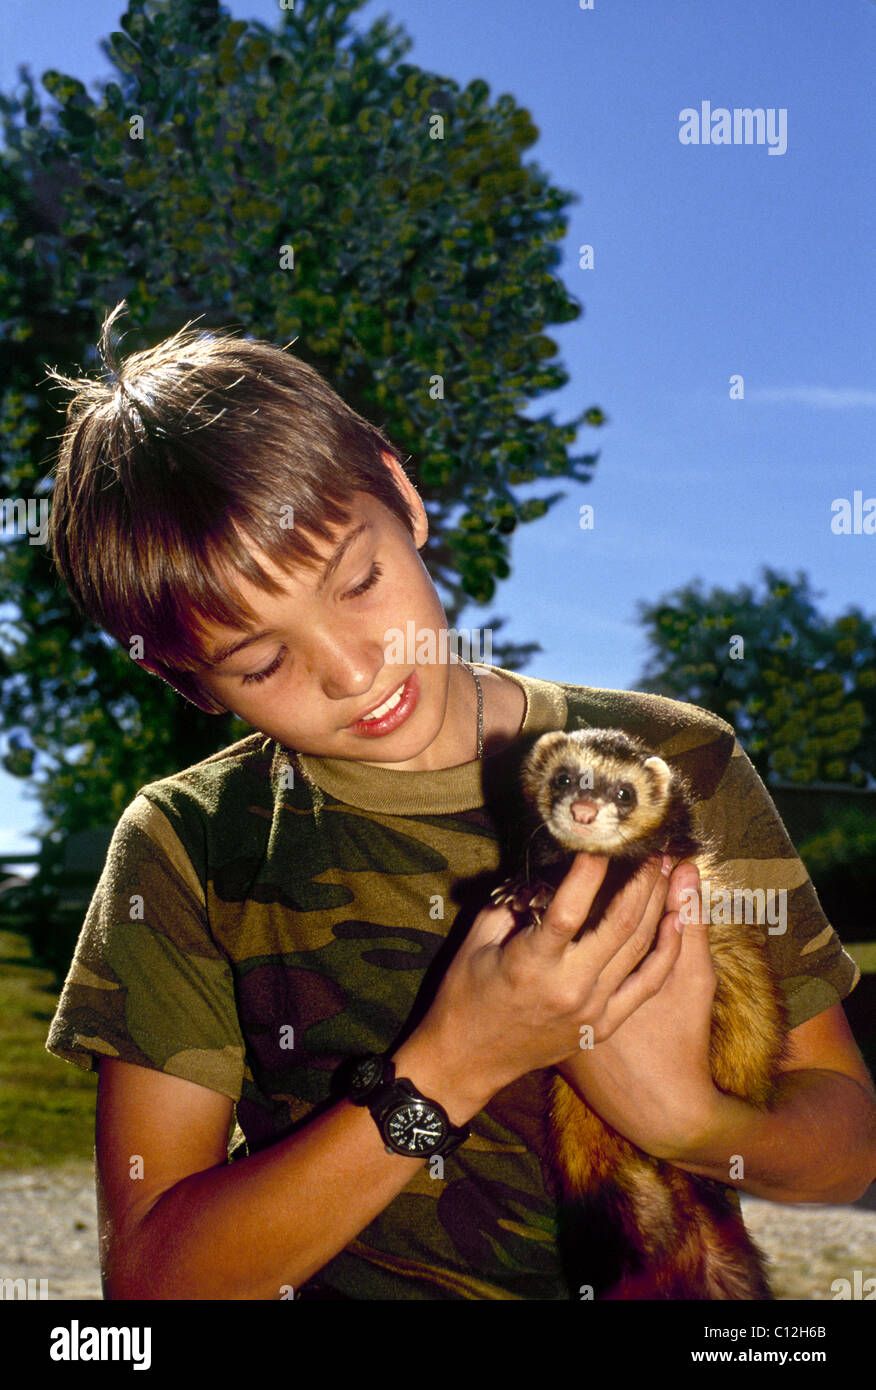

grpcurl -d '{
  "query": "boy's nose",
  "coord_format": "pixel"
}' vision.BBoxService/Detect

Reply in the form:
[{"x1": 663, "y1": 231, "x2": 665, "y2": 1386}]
[{"x1": 314, "y1": 640, "x2": 387, "y2": 704}]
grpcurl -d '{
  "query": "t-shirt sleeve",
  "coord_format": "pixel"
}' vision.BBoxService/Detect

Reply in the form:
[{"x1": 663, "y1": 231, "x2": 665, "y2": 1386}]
[
  {"x1": 45, "y1": 792, "x2": 246, "y2": 1100},
  {"x1": 694, "y1": 739, "x2": 860, "y2": 1031}
]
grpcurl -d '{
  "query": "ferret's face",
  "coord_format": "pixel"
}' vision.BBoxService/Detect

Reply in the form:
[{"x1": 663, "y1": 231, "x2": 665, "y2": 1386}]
[
  {"x1": 521, "y1": 731, "x2": 674, "y2": 857},
  {"x1": 543, "y1": 763, "x2": 641, "y2": 853}
]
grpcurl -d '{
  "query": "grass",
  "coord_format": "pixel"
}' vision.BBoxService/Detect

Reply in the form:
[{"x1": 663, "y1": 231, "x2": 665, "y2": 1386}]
[
  {"x1": 847, "y1": 941, "x2": 876, "y2": 975},
  {"x1": 0, "y1": 928, "x2": 97, "y2": 1170}
]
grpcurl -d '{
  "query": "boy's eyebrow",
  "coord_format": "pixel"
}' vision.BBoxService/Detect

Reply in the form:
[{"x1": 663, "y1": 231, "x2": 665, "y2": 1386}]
[
  {"x1": 316, "y1": 520, "x2": 370, "y2": 594},
  {"x1": 202, "y1": 521, "x2": 371, "y2": 668}
]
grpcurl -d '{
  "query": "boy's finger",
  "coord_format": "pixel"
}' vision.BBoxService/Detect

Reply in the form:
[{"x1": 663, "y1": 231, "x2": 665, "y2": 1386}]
[
  {"x1": 666, "y1": 859, "x2": 702, "y2": 918},
  {"x1": 600, "y1": 913, "x2": 683, "y2": 1032},
  {"x1": 525, "y1": 853, "x2": 610, "y2": 959},
  {"x1": 593, "y1": 856, "x2": 672, "y2": 996}
]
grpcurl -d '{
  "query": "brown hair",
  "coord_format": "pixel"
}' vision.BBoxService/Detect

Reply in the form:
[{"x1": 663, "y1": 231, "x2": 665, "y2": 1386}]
[{"x1": 47, "y1": 305, "x2": 417, "y2": 713}]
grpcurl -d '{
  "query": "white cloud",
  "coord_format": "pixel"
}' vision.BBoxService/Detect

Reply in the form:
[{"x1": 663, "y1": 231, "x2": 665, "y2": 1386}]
[{"x1": 747, "y1": 387, "x2": 876, "y2": 409}]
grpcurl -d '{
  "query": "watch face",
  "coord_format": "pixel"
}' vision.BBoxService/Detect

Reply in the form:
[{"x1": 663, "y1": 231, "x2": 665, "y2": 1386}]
[{"x1": 385, "y1": 1100, "x2": 446, "y2": 1155}]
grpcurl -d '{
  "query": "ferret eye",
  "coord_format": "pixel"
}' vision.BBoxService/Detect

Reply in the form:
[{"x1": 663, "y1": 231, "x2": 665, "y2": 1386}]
[
  {"x1": 616, "y1": 783, "x2": 635, "y2": 805},
  {"x1": 552, "y1": 770, "x2": 573, "y2": 791}
]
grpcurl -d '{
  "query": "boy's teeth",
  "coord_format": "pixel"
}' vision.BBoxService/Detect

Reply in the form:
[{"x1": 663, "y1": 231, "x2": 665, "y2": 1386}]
[{"x1": 361, "y1": 683, "x2": 404, "y2": 721}]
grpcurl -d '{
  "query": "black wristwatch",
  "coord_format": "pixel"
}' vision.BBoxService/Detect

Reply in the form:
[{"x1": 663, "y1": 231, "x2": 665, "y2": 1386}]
[{"x1": 348, "y1": 1053, "x2": 470, "y2": 1159}]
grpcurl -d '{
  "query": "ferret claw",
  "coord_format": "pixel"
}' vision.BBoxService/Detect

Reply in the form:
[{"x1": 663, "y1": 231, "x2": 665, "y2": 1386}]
[{"x1": 491, "y1": 877, "x2": 554, "y2": 925}]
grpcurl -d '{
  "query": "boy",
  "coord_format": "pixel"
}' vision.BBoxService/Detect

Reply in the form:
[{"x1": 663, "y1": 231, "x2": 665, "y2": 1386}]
[{"x1": 45, "y1": 310, "x2": 875, "y2": 1300}]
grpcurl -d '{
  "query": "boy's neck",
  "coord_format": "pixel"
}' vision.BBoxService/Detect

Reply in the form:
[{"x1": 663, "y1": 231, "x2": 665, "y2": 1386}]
[{"x1": 474, "y1": 665, "x2": 528, "y2": 760}]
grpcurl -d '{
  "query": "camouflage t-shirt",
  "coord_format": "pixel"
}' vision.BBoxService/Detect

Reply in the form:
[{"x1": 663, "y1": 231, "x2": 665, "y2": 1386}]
[{"x1": 45, "y1": 669, "x2": 859, "y2": 1300}]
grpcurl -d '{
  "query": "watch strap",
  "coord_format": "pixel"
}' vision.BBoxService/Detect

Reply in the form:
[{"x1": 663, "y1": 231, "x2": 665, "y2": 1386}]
[{"x1": 348, "y1": 1052, "x2": 395, "y2": 1105}]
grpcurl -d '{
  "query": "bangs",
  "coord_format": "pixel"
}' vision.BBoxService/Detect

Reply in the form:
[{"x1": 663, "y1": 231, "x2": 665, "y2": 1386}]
[{"x1": 142, "y1": 499, "x2": 357, "y2": 679}]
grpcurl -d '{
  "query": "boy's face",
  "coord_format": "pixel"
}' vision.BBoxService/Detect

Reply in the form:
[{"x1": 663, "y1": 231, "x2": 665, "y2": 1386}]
[{"x1": 189, "y1": 455, "x2": 474, "y2": 771}]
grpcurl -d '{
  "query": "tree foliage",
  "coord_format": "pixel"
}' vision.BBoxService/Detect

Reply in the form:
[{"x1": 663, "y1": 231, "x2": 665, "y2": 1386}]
[
  {"x1": 0, "y1": 0, "x2": 603, "y2": 841},
  {"x1": 636, "y1": 567, "x2": 876, "y2": 786},
  {"x1": 794, "y1": 805, "x2": 876, "y2": 943}
]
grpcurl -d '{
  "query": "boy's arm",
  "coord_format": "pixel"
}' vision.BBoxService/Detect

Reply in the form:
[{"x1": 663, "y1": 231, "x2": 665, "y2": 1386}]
[
  {"x1": 96, "y1": 853, "x2": 681, "y2": 1299},
  {"x1": 96, "y1": 1057, "x2": 450, "y2": 1300},
  {"x1": 664, "y1": 999, "x2": 876, "y2": 1202}
]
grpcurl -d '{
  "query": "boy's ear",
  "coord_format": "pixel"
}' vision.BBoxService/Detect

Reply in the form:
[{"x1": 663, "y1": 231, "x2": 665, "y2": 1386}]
[
  {"x1": 136, "y1": 659, "x2": 228, "y2": 715},
  {"x1": 380, "y1": 450, "x2": 428, "y2": 547}
]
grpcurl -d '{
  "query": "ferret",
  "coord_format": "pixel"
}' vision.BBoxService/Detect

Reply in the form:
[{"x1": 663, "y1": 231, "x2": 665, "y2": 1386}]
[{"x1": 491, "y1": 727, "x2": 788, "y2": 1300}]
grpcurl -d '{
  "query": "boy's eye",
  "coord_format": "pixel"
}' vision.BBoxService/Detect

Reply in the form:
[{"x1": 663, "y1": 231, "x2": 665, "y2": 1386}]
[
  {"x1": 241, "y1": 649, "x2": 286, "y2": 685},
  {"x1": 240, "y1": 563, "x2": 382, "y2": 686},
  {"x1": 344, "y1": 561, "x2": 382, "y2": 599}
]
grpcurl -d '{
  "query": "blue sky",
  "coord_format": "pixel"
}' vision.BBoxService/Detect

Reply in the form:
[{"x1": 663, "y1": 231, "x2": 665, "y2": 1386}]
[{"x1": 2, "y1": 0, "x2": 874, "y2": 859}]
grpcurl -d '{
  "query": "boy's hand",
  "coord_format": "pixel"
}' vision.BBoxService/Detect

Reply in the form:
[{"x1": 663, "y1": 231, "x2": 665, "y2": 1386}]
[
  {"x1": 555, "y1": 860, "x2": 726, "y2": 1159},
  {"x1": 395, "y1": 851, "x2": 684, "y2": 1125}
]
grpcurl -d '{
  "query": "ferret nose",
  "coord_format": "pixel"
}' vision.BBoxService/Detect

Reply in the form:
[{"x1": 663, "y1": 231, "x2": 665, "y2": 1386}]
[{"x1": 570, "y1": 800, "x2": 599, "y2": 825}]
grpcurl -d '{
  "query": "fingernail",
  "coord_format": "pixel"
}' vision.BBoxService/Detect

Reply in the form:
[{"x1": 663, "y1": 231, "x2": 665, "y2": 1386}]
[{"x1": 661, "y1": 854, "x2": 673, "y2": 876}]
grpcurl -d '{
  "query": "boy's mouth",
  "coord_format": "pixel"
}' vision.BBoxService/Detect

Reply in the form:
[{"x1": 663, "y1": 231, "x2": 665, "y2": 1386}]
[{"x1": 347, "y1": 671, "x2": 419, "y2": 737}]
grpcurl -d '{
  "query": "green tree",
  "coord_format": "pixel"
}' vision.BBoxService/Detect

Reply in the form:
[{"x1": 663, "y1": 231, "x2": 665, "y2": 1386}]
[
  {"x1": 795, "y1": 806, "x2": 876, "y2": 943},
  {"x1": 0, "y1": 0, "x2": 603, "y2": 846},
  {"x1": 636, "y1": 567, "x2": 876, "y2": 786}
]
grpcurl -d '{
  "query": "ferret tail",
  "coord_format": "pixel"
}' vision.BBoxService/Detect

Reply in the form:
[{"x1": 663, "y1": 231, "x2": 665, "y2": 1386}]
[
  {"x1": 605, "y1": 1168, "x2": 774, "y2": 1301},
  {"x1": 550, "y1": 1077, "x2": 773, "y2": 1299},
  {"x1": 560, "y1": 1163, "x2": 773, "y2": 1301}
]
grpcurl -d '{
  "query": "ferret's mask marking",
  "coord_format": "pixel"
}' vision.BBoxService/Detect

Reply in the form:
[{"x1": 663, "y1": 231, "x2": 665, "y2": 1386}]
[{"x1": 529, "y1": 738, "x2": 678, "y2": 856}]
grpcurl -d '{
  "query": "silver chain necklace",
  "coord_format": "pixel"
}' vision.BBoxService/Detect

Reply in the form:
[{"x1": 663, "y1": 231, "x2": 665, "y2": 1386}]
[{"x1": 460, "y1": 658, "x2": 484, "y2": 760}]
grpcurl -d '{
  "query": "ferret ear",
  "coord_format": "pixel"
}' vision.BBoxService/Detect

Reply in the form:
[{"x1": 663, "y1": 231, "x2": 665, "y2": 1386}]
[
  {"x1": 643, "y1": 755, "x2": 672, "y2": 801},
  {"x1": 527, "y1": 731, "x2": 567, "y2": 767}
]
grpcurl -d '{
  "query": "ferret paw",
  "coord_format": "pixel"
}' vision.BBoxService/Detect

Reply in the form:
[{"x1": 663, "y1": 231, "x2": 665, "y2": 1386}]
[
  {"x1": 490, "y1": 880, "x2": 520, "y2": 910},
  {"x1": 490, "y1": 876, "x2": 532, "y2": 913},
  {"x1": 490, "y1": 877, "x2": 555, "y2": 925}
]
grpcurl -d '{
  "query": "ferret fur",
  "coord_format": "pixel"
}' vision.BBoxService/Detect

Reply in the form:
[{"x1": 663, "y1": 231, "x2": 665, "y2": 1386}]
[{"x1": 492, "y1": 727, "x2": 788, "y2": 1300}]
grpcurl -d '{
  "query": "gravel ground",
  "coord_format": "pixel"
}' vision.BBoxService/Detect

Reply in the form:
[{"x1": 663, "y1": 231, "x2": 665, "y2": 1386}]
[
  {"x1": 1, "y1": 1162, "x2": 874, "y2": 1300},
  {"x1": 739, "y1": 1192, "x2": 876, "y2": 1299},
  {"x1": 1, "y1": 1164, "x2": 102, "y2": 1300}
]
